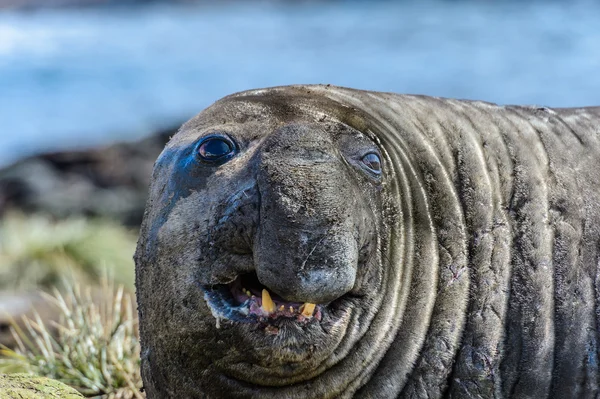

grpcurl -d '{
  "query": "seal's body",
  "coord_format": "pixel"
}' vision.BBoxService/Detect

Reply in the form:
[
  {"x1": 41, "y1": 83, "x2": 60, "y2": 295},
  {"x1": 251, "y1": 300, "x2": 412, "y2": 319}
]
[{"x1": 135, "y1": 85, "x2": 600, "y2": 398}]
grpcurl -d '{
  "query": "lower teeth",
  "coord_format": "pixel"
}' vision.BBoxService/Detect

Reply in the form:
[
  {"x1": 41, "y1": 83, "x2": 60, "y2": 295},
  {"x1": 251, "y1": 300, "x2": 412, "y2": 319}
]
[{"x1": 230, "y1": 284, "x2": 318, "y2": 320}]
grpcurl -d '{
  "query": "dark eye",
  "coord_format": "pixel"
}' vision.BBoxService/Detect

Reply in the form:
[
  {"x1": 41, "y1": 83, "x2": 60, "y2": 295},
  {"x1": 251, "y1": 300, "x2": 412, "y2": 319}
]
[
  {"x1": 361, "y1": 153, "x2": 382, "y2": 175},
  {"x1": 196, "y1": 135, "x2": 236, "y2": 164}
]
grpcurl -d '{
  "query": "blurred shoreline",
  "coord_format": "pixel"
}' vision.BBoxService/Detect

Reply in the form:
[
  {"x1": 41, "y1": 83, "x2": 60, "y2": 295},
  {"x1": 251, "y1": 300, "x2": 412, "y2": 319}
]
[
  {"x1": 0, "y1": 126, "x2": 176, "y2": 226},
  {"x1": 2, "y1": 0, "x2": 599, "y2": 168}
]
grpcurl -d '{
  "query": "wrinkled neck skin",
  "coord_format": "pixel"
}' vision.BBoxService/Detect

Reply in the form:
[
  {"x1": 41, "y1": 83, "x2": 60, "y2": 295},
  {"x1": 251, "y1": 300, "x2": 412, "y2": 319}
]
[{"x1": 135, "y1": 89, "x2": 408, "y2": 398}]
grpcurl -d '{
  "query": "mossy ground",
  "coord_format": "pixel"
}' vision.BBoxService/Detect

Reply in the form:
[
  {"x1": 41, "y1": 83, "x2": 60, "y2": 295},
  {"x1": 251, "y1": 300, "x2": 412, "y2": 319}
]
[{"x1": 0, "y1": 373, "x2": 84, "y2": 398}]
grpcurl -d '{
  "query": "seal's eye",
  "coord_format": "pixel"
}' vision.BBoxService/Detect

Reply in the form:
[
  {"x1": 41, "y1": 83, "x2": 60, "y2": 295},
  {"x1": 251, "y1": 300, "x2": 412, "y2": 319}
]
[
  {"x1": 197, "y1": 135, "x2": 236, "y2": 164},
  {"x1": 361, "y1": 153, "x2": 382, "y2": 175}
]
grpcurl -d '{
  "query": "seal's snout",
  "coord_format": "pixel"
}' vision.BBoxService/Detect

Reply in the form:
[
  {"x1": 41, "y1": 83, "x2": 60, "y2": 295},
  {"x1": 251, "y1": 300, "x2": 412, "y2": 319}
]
[
  {"x1": 254, "y1": 124, "x2": 361, "y2": 303},
  {"x1": 255, "y1": 229, "x2": 358, "y2": 304}
]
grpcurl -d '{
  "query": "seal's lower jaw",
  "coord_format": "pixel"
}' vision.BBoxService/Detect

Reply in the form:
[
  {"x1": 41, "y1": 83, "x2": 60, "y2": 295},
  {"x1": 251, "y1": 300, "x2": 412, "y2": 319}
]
[
  {"x1": 201, "y1": 271, "x2": 346, "y2": 326},
  {"x1": 199, "y1": 271, "x2": 360, "y2": 386}
]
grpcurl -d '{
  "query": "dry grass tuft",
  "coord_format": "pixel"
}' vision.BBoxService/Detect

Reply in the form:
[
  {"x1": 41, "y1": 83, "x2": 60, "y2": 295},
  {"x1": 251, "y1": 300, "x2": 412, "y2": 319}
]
[{"x1": 0, "y1": 278, "x2": 143, "y2": 399}]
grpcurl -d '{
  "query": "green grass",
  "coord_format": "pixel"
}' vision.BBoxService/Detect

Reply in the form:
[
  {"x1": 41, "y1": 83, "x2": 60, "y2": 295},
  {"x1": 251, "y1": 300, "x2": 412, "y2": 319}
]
[
  {"x1": 0, "y1": 278, "x2": 143, "y2": 399},
  {"x1": 0, "y1": 213, "x2": 143, "y2": 397},
  {"x1": 0, "y1": 213, "x2": 137, "y2": 291}
]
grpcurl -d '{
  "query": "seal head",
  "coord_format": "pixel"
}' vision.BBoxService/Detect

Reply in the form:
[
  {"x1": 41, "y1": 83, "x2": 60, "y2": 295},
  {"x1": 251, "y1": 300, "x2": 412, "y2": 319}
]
[{"x1": 135, "y1": 87, "x2": 392, "y2": 398}]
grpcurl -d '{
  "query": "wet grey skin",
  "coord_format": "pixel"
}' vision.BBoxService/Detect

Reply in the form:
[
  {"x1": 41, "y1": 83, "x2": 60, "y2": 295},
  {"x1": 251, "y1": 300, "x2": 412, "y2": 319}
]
[{"x1": 135, "y1": 85, "x2": 600, "y2": 398}]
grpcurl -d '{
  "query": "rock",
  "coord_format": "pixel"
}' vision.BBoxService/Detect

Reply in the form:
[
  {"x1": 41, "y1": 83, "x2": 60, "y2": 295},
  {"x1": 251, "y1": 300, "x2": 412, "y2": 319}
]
[
  {"x1": 0, "y1": 374, "x2": 83, "y2": 398},
  {"x1": 0, "y1": 128, "x2": 175, "y2": 227}
]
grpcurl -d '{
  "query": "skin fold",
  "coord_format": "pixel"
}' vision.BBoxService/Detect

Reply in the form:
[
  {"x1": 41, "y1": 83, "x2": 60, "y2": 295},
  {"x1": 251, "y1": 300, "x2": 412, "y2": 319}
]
[{"x1": 135, "y1": 85, "x2": 600, "y2": 398}]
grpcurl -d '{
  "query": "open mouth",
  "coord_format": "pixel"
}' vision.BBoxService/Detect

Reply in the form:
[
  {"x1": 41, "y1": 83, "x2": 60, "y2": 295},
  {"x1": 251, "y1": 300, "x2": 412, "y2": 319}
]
[{"x1": 201, "y1": 271, "x2": 323, "y2": 325}]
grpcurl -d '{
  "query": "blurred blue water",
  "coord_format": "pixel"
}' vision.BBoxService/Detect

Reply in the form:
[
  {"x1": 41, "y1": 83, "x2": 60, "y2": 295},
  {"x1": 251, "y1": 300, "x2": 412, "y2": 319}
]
[{"x1": 0, "y1": 1, "x2": 599, "y2": 166}]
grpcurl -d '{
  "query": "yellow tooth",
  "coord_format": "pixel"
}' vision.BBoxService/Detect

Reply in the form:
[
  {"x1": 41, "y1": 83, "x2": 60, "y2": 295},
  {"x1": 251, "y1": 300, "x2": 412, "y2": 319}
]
[
  {"x1": 279, "y1": 305, "x2": 285, "y2": 311},
  {"x1": 289, "y1": 306, "x2": 294, "y2": 313},
  {"x1": 245, "y1": 290, "x2": 251, "y2": 297},
  {"x1": 301, "y1": 303, "x2": 316, "y2": 317},
  {"x1": 262, "y1": 289, "x2": 275, "y2": 314}
]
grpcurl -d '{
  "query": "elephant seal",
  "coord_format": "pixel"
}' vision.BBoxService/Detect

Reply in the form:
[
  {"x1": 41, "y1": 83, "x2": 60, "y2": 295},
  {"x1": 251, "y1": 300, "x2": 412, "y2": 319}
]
[{"x1": 134, "y1": 85, "x2": 600, "y2": 398}]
